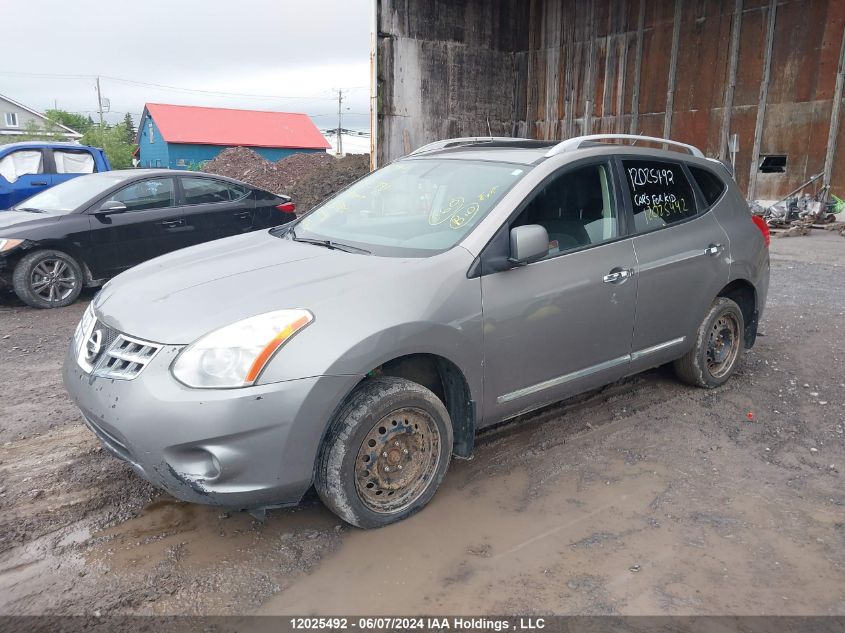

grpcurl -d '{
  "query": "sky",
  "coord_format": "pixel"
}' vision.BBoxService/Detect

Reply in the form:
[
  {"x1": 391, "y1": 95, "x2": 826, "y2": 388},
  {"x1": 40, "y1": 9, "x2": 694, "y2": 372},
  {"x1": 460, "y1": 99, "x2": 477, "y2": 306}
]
[{"x1": 0, "y1": 0, "x2": 373, "y2": 132}]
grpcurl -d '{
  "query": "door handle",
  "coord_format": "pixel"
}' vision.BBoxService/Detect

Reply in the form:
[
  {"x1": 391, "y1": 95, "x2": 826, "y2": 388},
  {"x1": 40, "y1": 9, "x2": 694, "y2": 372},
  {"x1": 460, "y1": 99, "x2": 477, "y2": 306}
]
[
  {"x1": 31, "y1": 181, "x2": 48, "y2": 186},
  {"x1": 159, "y1": 218, "x2": 185, "y2": 228},
  {"x1": 602, "y1": 268, "x2": 633, "y2": 283},
  {"x1": 704, "y1": 243, "x2": 723, "y2": 256}
]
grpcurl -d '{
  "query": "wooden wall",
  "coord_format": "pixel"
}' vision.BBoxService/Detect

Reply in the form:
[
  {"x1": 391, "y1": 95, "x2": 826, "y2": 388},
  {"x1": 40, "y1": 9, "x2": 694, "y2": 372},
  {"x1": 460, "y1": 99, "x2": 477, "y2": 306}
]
[{"x1": 377, "y1": 0, "x2": 845, "y2": 200}]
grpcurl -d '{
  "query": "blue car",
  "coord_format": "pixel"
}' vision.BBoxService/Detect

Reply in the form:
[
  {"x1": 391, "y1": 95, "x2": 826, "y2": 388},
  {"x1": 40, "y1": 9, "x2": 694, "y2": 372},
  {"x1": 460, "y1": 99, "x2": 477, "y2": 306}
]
[{"x1": 0, "y1": 142, "x2": 111, "y2": 210}]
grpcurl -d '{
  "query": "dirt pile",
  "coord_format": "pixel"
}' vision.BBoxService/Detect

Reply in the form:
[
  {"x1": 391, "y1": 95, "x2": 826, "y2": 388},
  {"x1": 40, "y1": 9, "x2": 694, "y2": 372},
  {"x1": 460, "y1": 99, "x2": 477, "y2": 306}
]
[{"x1": 202, "y1": 147, "x2": 370, "y2": 214}]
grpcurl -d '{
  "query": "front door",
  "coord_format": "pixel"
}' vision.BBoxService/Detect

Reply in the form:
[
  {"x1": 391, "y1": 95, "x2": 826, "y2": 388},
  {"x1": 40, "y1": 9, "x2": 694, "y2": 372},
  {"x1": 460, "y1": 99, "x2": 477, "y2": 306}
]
[
  {"x1": 619, "y1": 158, "x2": 732, "y2": 372},
  {"x1": 87, "y1": 176, "x2": 184, "y2": 275},
  {"x1": 480, "y1": 161, "x2": 638, "y2": 424}
]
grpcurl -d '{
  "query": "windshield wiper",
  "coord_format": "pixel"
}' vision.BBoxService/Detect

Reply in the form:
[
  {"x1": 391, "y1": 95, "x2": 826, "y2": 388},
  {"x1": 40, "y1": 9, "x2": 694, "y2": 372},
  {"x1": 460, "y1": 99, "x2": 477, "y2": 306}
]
[
  {"x1": 287, "y1": 228, "x2": 371, "y2": 254},
  {"x1": 15, "y1": 207, "x2": 46, "y2": 214}
]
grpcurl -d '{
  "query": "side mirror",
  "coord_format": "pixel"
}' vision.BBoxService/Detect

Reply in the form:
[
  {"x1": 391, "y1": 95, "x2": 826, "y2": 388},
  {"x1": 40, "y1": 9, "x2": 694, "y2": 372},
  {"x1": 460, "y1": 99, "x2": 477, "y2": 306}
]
[
  {"x1": 509, "y1": 224, "x2": 549, "y2": 265},
  {"x1": 97, "y1": 200, "x2": 127, "y2": 214}
]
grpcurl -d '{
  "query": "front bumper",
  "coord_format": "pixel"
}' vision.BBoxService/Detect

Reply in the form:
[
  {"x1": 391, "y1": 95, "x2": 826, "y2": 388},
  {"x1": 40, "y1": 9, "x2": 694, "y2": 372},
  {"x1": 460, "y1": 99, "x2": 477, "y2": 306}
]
[{"x1": 63, "y1": 342, "x2": 360, "y2": 509}]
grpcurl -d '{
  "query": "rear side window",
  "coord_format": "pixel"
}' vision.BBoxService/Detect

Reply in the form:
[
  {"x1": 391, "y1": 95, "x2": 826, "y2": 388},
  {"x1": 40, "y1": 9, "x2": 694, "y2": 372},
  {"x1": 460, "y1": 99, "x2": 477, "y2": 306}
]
[
  {"x1": 689, "y1": 166, "x2": 727, "y2": 207},
  {"x1": 53, "y1": 150, "x2": 96, "y2": 174},
  {"x1": 622, "y1": 160, "x2": 697, "y2": 233},
  {"x1": 181, "y1": 177, "x2": 244, "y2": 204}
]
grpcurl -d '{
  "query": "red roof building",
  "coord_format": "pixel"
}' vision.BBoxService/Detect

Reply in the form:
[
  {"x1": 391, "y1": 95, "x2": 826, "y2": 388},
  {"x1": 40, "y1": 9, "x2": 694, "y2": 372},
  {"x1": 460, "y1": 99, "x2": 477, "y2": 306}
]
[{"x1": 136, "y1": 103, "x2": 329, "y2": 169}]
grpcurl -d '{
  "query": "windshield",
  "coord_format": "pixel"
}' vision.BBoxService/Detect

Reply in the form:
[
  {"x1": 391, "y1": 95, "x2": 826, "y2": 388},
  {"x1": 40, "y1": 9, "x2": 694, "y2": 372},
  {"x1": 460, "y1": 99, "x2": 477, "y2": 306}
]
[
  {"x1": 290, "y1": 158, "x2": 530, "y2": 256},
  {"x1": 14, "y1": 173, "x2": 131, "y2": 215}
]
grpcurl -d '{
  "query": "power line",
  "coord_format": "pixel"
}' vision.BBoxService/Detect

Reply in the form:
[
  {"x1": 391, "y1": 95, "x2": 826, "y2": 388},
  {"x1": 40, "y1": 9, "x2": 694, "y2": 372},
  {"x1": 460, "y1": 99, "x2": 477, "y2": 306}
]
[{"x1": 0, "y1": 70, "x2": 365, "y2": 102}]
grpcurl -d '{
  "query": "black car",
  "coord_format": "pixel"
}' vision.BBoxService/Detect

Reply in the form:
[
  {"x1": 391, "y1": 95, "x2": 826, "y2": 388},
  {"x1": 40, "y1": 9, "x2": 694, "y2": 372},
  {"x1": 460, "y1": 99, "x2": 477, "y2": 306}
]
[{"x1": 0, "y1": 170, "x2": 297, "y2": 308}]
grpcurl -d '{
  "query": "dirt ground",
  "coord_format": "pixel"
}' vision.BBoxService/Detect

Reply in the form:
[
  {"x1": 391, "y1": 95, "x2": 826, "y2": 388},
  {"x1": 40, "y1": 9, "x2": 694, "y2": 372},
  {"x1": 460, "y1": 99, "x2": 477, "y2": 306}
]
[{"x1": 1, "y1": 231, "x2": 844, "y2": 616}]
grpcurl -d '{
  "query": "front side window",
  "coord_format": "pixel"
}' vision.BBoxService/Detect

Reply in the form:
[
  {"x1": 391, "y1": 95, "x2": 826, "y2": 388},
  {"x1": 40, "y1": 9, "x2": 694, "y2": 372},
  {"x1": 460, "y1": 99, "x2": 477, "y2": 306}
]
[
  {"x1": 181, "y1": 177, "x2": 239, "y2": 205},
  {"x1": 512, "y1": 163, "x2": 618, "y2": 259},
  {"x1": 0, "y1": 150, "x2": 43, "y2": 183},
  {"x1": 4, "y1": 112, "x2": 19, "y2": 127},
  {"x1": 293, "y1": 159, "x2": 530, "y2": 256},
  {"x1": 53, "y1": 150, "x2": 96, "y2": 174},
  {"x1": 622, "y1": 159, "x2": 697, "y2": 233},
  {"x1": 107, "y1": 178, "x2": 174, "y2": 211}
]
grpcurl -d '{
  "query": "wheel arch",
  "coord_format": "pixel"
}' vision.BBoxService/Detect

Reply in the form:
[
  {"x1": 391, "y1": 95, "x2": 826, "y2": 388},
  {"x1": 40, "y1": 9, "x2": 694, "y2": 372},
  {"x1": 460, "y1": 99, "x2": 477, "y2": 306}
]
[
  {"x1": 317, "y1": 352, "x2": 477, "y2": 463},
  {"x1": 717, "y1": 279, "x2": 757, "y2": 348},
  {"x1": 12, "y1": 240, "x2": 97, "y2": 286}
]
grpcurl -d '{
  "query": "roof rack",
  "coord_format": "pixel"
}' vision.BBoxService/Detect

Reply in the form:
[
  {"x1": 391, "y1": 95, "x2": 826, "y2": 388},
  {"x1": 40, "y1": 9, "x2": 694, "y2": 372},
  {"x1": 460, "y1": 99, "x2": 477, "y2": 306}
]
[
  {"x1": 545, "y1": 134, "x2": 704, "y2": 158},
  {"x1": 409, "y1": 136, "x2": 541, "y2": 156}
]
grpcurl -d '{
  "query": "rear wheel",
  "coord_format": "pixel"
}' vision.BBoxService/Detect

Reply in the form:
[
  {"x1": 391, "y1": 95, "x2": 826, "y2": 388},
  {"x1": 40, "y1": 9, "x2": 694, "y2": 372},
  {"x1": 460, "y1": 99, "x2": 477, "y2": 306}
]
[
  {"x1": 12, "y1": 249, "x2": 84, "y2": 309},
  {"x1": 315, "y1": 376, "x2": 453, "y2": 528},
  {"x1": 674, "y1": 297, "x2": 744, "y2": 388}
]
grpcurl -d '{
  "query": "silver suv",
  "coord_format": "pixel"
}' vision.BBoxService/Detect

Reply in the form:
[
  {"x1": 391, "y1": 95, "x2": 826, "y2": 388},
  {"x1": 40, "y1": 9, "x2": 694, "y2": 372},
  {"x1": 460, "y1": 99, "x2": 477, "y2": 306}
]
[{"x1": 63, "y1": 135, "x2": 770, "y2": 528}]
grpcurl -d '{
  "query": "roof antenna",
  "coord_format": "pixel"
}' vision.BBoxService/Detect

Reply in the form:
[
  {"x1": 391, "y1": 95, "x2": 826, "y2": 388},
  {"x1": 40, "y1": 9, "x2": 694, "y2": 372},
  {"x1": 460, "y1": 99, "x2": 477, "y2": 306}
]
[{"x1": 486, "y1": 116, "x2": 492, "y2": 137}]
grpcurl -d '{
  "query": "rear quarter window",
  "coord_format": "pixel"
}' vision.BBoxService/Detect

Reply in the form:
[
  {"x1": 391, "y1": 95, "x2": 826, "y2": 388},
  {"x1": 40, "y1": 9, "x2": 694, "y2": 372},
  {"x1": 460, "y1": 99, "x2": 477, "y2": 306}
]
[
  {"x1": 622, "y1": 159, "x2": 697, "y2": 233},
  {"x1": 689, "y1": 165, "x2": 727, "y2": 207}
]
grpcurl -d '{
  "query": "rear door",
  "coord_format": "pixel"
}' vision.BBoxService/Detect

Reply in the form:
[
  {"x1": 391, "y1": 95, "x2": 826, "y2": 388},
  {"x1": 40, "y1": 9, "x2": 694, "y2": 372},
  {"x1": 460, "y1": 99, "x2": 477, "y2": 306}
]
[
  {"x1": 178, "y1": 176, "x2": 256, "y2": 245},
  {"x1": 50, "y1": 148, "x2": 99, "y2": 186},
  {"x1": 87, "y1": 176, "x2": 184, "y2": 275},
  {"x1": 252, "y1": 187, "x2": 296, "y2": 228},
  {"x1": 0, "y1": 148, "x2": 50, "y2": 208},
  {"x1": 619, "y1": 157, "x2": 731, "y2": 373}
]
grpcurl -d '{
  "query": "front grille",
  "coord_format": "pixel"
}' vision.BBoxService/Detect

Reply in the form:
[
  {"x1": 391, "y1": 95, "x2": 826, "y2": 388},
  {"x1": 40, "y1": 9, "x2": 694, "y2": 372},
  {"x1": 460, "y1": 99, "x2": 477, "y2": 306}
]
[{"x1": 79, "y1": 320, "x2": 162, "y2": 380}]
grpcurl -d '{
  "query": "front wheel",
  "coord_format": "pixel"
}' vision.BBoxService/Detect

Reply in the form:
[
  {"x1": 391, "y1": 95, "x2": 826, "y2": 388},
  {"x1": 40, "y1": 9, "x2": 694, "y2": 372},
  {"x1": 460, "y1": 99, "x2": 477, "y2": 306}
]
[
  {"x1": 315, "y1": 376, "x2": 453, "y2": 528},
  {"x1": 674, "y1": 297, "x2": 745, "y2": 388},
  {"x1": 12, "y1": 249, "x2": 84, "y2": 309}
]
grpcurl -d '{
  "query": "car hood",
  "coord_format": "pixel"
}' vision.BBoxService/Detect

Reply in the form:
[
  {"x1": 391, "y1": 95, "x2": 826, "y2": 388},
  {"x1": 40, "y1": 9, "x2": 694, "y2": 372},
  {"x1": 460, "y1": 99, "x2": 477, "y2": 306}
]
[
  {"x1": 0, "y1": 211, "x2": 57, "y2": 231},
  {"x1": 94, "y1": 230, "x2": 420, "y2": 344}
]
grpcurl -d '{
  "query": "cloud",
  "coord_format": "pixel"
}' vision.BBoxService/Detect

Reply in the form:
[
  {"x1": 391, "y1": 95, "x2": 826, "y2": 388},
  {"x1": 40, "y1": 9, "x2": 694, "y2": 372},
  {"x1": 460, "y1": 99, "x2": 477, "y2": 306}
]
[{"x1": 0, "y1": 0, "x2": 372, "y2": 129}]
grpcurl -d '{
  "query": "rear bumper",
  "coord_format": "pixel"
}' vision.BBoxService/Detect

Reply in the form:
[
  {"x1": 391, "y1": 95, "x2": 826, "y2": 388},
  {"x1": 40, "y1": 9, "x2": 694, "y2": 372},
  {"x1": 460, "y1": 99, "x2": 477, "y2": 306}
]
[{"x1": 63, "y1": 342, "x2": 361, "y2": 509}]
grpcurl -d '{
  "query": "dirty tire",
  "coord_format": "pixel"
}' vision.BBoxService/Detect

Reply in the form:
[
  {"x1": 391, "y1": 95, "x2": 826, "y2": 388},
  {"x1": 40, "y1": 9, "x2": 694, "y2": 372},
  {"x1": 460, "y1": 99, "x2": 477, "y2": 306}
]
[
  {"x1": 674, "y1": 297, "x2": 745, "y2": 389},
  {"x1": 12, "y1": 249, "x2": 84, "y2": 309},
  {"x1": 315, "y1": 376, "x2": 453, "y2": 529}
]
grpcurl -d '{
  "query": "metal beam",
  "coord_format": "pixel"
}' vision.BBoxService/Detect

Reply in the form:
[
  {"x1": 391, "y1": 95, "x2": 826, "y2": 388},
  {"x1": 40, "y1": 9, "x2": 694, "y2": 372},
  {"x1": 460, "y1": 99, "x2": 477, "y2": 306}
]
[
  {"x1": 663, "y1": 0, "x2": 683, "y2": 139},
  {"x1": 629, "y1": 0, "x2": 645, "y2": 134},
  {"x1": 583, "y1": 0, "x2": 597, "y2": 135},
  {"x1": 748, "y1": 0, "x2": 778, "y2": 201},
  {"x1": 615, "y1": 0, "x2": 629, "y2": 133},
  {"x1": 823, "y1": 24, "x2": 845, "y2": 197},
  {"x1": 719, "y1": 0, "x2": 743, "y2": 162}
]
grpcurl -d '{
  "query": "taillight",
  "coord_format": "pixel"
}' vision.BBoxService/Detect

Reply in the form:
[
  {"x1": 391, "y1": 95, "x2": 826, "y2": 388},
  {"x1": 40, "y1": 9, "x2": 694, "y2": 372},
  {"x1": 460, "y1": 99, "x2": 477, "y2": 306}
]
[
  {"x1": 276, "y1": 202, "x2": 296, "y2": 214},
  {"x1": 751, "y1": 214, "x2": 770, "y2": 247}
]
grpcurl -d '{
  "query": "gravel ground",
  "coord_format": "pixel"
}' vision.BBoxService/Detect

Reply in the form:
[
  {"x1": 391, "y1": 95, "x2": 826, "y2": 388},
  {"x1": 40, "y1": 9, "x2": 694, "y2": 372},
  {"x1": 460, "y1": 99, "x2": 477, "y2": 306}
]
[{"x1": 0, "y1": 231, "x2": 843, "y2": 616}]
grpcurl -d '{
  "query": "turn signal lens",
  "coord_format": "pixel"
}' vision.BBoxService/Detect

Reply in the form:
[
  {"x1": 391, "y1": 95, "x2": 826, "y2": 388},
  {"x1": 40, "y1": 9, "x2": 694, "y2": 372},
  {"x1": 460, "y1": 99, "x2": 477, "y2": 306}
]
[
  {"x1": 171, "y1": 309, "x2": 313, "y2": 388},
  {"x1": 0, "y1": 238, "x2": 23, "y2": 253}
]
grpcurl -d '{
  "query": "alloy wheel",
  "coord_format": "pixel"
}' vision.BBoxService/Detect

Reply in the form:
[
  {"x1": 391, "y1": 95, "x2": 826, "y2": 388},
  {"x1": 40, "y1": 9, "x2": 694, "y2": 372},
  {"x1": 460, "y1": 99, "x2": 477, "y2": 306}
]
[{"x1": 30, "y1": 258, "x2": 78, "y2": 303}]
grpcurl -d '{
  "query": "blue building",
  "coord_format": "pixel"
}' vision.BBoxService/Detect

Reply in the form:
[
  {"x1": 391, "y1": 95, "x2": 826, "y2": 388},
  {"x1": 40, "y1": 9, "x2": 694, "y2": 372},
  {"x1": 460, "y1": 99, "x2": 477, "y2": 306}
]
[{"x1": 136, "y1": 103, "x2": 330, "y2": 170}]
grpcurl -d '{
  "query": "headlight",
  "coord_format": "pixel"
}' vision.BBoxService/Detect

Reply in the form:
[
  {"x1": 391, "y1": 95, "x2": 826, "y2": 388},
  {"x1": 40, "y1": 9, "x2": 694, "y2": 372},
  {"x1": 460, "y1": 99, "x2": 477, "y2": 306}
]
[
  {"x1": 72, "y1": 304, "x2": 97, "y2": 369},
  {"x1": 0, "y1": 238, "x2": 23, "y2": 253},
  {"x1": 171, "y1": 309, "x2": 313, "y2": 388}
]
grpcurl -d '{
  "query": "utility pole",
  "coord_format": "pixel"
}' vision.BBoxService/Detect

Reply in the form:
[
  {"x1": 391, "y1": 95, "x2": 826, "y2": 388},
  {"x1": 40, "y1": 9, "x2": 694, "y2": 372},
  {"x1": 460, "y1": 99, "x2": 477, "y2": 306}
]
[
  {"x1": 336, "y1": 89, "x2": 344, "y2": 157},
  {"x1": 96, "y1": 77, "x2": 104, "y2": 126}
]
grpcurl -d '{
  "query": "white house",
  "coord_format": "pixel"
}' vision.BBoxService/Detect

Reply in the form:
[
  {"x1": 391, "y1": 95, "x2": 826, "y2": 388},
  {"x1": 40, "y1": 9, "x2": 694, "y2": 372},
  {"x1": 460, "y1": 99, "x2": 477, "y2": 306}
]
[{"x1": 0, "y1": 93, "x2": 82, "y2": 141}]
